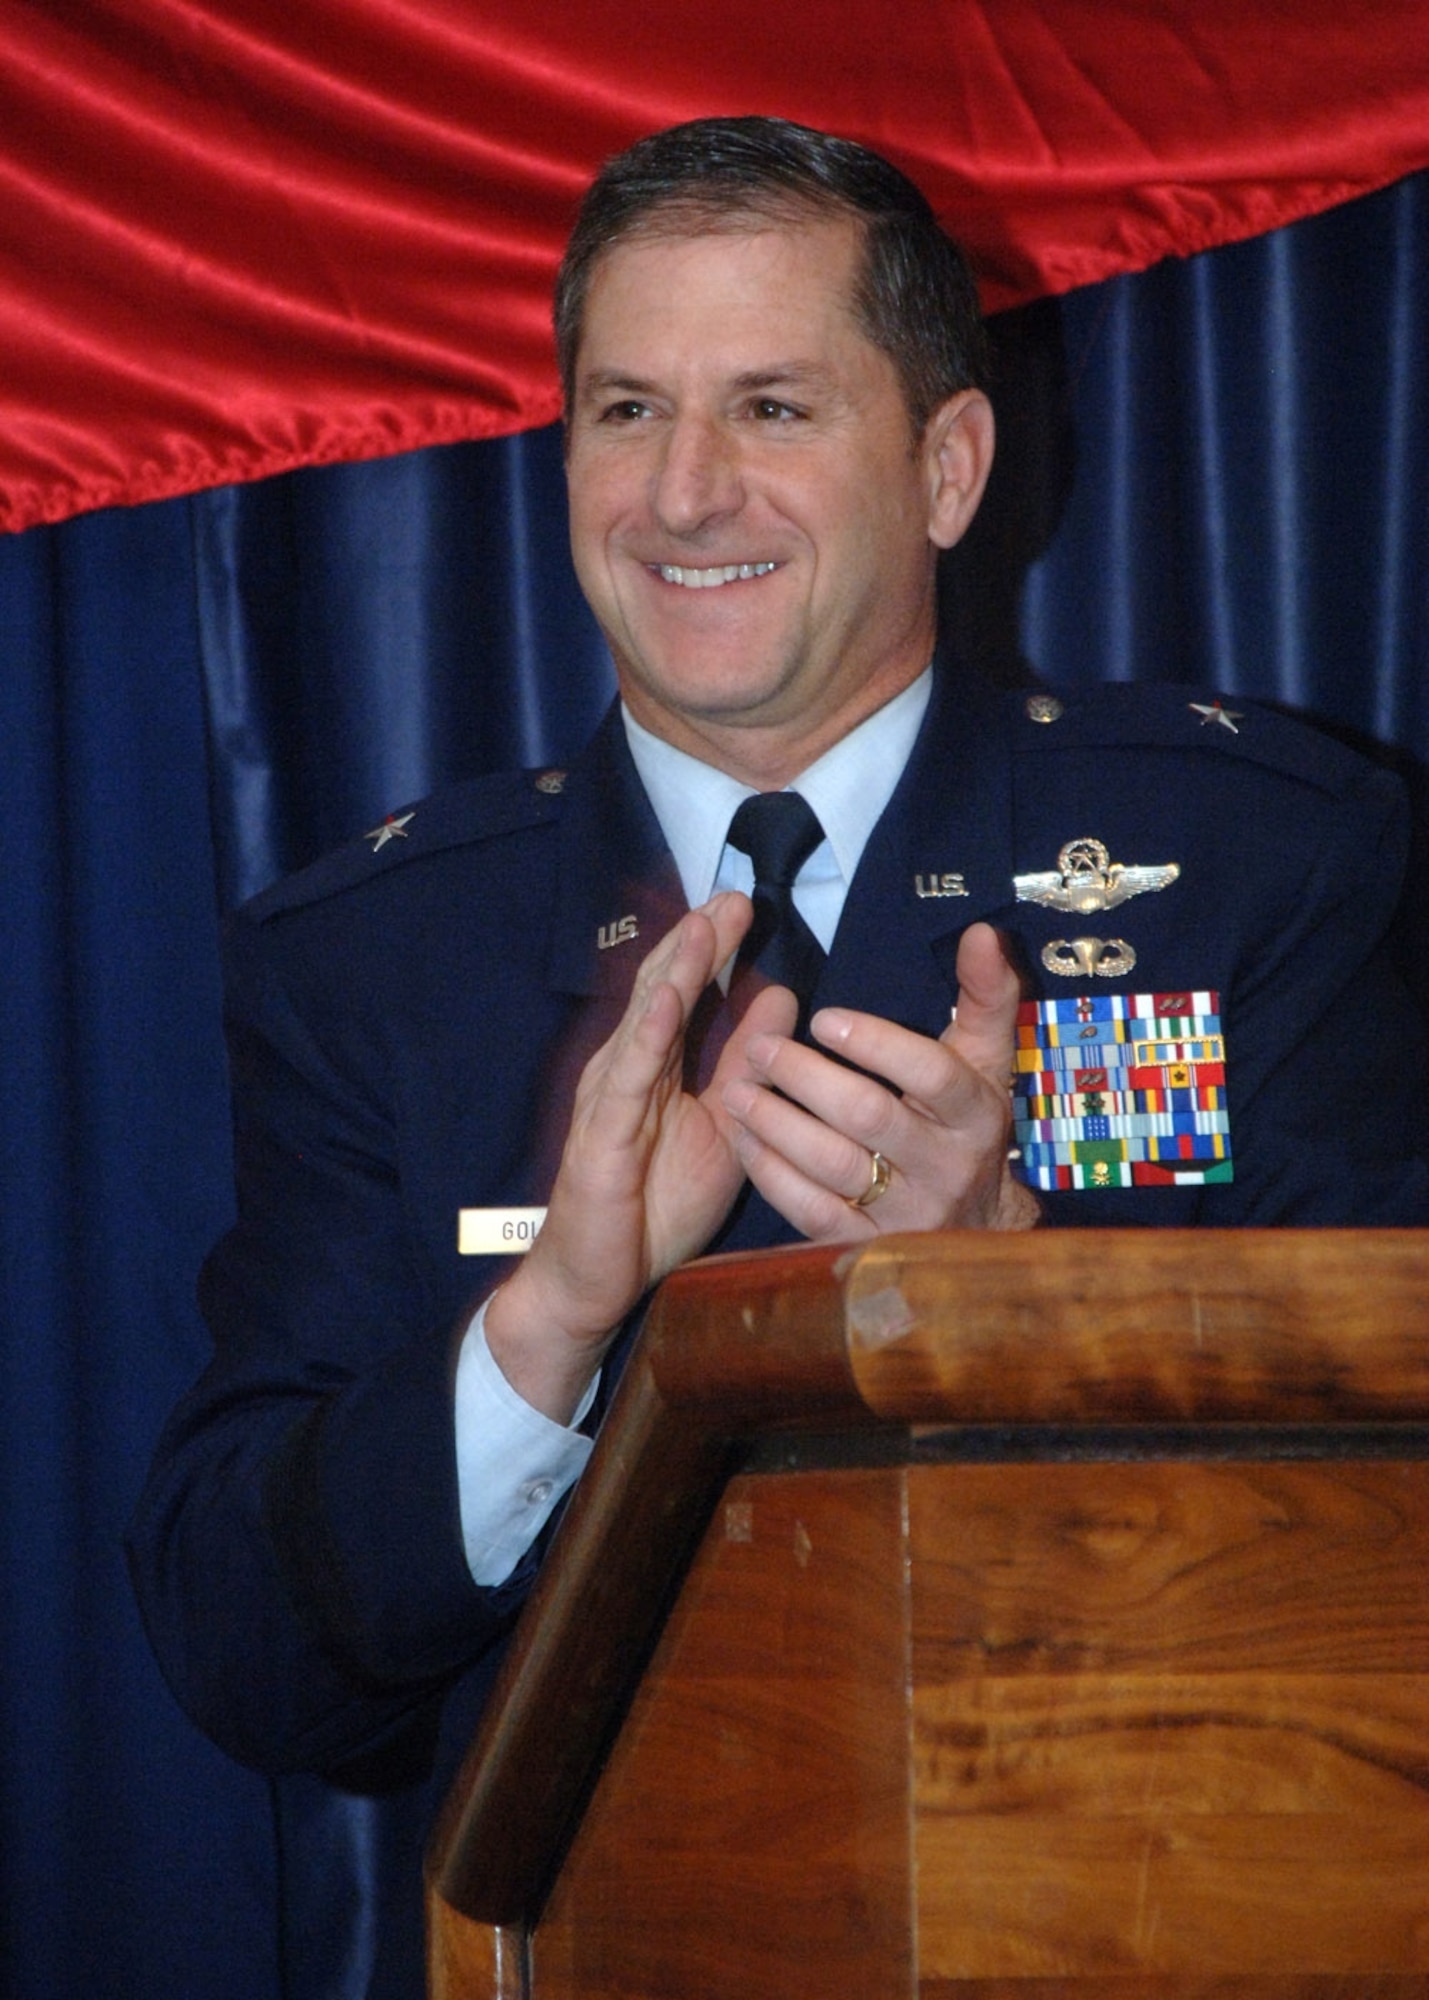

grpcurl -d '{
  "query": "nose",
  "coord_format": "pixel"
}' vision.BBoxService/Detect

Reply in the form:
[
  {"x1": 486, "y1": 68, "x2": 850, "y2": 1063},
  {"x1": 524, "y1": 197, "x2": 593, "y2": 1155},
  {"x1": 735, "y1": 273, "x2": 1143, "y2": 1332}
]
[{"x1": 651, "y1": 414, "x2": 745, "y2": 537}]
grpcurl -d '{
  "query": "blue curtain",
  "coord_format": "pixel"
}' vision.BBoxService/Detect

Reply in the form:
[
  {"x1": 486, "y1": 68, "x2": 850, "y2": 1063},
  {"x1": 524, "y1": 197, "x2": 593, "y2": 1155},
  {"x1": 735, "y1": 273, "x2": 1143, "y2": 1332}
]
[
  {"x1": 0, "y1": 506, "x2": 281, "y2": 1998},
  {"x1": 2, "y1": 170, "x2": 1424, "y2": 1999}
]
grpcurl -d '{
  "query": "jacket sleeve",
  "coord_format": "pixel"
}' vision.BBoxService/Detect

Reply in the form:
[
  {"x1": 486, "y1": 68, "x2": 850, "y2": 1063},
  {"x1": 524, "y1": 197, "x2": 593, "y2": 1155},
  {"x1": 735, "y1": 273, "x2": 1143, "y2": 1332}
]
[
  {"x1": 1197, "y1": 757, "x2": 1429, "y2": 1225},
  {"x1": 126, "y1": 905, "x2": 540, "y2": 1778}
]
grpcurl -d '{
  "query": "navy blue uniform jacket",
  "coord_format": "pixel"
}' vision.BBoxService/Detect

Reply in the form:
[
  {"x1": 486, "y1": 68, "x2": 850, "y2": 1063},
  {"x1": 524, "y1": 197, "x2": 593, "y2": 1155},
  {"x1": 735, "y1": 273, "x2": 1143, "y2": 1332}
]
[{"x1": 128, "y1": 668, "x2": 1429, "y2": 1991}]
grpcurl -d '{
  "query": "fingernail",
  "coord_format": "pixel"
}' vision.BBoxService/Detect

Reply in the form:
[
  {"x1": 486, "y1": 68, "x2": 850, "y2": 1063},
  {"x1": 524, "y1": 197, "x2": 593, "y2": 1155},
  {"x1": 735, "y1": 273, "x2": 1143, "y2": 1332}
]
[
  {"x1": 722, "y1": 1080, "x2": 756, "y2": 1117},
  {"x1": 813, "y1": 1007, "x2": 852, "y2": 1042}
]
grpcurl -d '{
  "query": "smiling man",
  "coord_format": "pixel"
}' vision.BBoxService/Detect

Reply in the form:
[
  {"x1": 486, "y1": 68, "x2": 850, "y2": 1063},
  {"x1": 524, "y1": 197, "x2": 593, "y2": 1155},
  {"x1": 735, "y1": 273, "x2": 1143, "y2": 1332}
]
[
  {"x1": 565, "y1": 220, "x2": 980, "y2": 770},
  {"x1": 130, "y1": 117, "x2": 1428, "y2": 1998},
  {"x1": 485, "y1": 141, "x2": 1039, "y2": 1431}
]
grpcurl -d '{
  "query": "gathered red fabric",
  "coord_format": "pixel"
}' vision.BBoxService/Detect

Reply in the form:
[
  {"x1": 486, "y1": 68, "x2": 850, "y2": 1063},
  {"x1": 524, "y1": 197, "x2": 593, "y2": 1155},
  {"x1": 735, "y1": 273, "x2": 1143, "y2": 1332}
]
[{"x1": 3, "y1": 0, "x2": 1427, "y2": 533}]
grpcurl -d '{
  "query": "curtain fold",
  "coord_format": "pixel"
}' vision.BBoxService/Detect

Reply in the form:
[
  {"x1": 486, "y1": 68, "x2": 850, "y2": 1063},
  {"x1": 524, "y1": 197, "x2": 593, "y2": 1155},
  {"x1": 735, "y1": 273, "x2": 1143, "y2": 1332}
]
[
  {"x1": 1020, "y1": 172, "x2": 1429, "y2": 730},
  {"x1": 192, "y1": 424, "x2": 612, "y2": 907},
  {"x1": 4, "y1": 0, "x2": 1428, "y2": 531}
]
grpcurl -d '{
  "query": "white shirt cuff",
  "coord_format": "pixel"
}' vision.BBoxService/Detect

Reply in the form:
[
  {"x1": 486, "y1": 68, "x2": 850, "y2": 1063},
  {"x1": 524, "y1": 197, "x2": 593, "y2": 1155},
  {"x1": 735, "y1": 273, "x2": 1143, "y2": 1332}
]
[{"x1": 454, "y1": 1299, "x2": 597, "y2": 1587}]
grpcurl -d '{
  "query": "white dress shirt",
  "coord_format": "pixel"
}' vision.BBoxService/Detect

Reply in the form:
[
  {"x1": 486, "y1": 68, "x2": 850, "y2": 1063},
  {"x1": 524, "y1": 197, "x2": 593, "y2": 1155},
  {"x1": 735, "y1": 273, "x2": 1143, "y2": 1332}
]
[{"x1": 454, "y1": 670, "x2": 932, "y2": 1584}]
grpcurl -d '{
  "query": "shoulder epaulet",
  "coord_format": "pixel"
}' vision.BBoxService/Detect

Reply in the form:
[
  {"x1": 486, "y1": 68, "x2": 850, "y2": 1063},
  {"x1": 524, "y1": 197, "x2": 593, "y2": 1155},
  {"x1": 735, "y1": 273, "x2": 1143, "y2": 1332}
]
[
  {"x1": 241, "y1": 763, "x2": 572, "y2": 923},
  {"x1": 1011, "y1": 682, "x2": 1380, "y2": 799}
]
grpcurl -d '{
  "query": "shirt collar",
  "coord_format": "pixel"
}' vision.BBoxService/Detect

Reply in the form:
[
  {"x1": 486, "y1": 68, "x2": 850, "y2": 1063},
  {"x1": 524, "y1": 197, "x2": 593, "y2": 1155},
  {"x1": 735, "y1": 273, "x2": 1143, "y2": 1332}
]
[{"x1": 621, "y1": 668, "x2": 932, "y2": 910}]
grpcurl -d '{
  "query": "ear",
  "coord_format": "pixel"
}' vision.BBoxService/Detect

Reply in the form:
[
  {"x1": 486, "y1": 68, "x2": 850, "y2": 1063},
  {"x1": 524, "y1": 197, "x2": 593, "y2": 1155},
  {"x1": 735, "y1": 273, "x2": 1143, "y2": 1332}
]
[{"x1": 922, "y1": 389, "x2": 995, "y2": 551}]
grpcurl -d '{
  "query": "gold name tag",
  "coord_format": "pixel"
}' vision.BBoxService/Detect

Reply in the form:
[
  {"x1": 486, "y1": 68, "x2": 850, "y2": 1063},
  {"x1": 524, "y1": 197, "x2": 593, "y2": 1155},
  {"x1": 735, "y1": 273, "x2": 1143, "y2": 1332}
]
[{"x1": 458, "y1": 1207, "x2": 548, "y2": 1255}]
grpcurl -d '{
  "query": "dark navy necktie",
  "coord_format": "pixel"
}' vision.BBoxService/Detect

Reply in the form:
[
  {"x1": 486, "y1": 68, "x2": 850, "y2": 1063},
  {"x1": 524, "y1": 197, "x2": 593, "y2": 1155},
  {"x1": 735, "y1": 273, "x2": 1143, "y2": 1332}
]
[{"x1": 726, "y1": 790, "x2": 827, "y2": 1021}]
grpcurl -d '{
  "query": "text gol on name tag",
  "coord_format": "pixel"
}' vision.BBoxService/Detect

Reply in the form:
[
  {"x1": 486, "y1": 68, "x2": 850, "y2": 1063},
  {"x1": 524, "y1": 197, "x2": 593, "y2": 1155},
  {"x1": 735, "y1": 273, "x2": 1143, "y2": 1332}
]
[{"x1": 458, "y1": 1207, "x2": 548, "y2": 1255}]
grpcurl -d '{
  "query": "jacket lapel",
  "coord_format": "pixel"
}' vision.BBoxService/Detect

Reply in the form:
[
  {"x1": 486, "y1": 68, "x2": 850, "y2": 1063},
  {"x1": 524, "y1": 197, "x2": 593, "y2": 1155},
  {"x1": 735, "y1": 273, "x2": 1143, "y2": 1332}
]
[
  {"x1": 545, "y1": 703, "x2": 686, "y2": 1004},
  {"x1": 819, "y1": 663, "x2": 1017, "y2": 1034}
]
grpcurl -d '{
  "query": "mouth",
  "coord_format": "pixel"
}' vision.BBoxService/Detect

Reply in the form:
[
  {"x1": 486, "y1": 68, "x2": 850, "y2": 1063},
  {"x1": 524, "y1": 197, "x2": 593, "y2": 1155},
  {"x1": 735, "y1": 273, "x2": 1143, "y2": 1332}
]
[{"x1": 651, "y1": 561, "x2": 780, "y2": 590}]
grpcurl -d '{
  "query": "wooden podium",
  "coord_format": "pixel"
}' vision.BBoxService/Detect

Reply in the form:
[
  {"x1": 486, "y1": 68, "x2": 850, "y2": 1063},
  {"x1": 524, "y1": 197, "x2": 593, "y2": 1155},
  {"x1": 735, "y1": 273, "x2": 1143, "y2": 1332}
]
[{"x1": 427, "y1": 1230, "x2": 1429, "y2": 1998}]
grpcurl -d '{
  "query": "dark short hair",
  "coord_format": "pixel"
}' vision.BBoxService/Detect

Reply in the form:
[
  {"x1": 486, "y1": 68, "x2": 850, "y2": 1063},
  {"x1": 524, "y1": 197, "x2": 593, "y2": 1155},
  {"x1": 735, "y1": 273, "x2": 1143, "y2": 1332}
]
[{"x1": 555, "y1": 115, "x2": 989, "y2": 434}]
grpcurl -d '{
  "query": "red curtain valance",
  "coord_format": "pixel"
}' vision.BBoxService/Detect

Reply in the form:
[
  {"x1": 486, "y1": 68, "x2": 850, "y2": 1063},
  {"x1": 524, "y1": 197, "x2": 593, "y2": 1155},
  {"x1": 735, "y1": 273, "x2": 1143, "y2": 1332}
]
[{"x1": 3, "y1": 0, "x2": 1427, "y2": 533}]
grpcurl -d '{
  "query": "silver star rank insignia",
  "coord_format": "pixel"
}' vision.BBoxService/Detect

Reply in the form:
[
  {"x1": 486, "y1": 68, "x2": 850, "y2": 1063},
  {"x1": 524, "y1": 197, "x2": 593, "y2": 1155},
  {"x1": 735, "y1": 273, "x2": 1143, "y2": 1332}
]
[
  {"x1": 365, "y1": 811, "x2": 415, "y2": 851},
  {"x1": 1189, "y1": 700, "x2": 1242, "y2": 734}
]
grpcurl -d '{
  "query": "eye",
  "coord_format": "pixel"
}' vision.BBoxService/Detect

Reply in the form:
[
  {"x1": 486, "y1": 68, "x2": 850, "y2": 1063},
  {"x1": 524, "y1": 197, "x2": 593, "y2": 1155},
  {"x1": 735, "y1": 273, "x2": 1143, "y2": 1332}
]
[
  {"x1": 750, "y1": 397, "x2": 802, "y2": 422},
  {"x1": 597, "y1": 398, "x2": 653, "y2": 424}
]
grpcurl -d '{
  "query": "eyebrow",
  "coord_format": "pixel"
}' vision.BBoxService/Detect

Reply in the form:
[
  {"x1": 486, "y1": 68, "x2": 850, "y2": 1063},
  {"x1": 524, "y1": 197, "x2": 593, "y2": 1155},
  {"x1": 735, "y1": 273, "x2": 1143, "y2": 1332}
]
[
  {"x1": 577, "y1": 371, "x2": 658, "y2": 400},
  {"x1": 728, "y1": 364, "x2": 840, "y2": 393},
  {"x1": 577, "y1": 361, "x2": 842, "y2": 402}
]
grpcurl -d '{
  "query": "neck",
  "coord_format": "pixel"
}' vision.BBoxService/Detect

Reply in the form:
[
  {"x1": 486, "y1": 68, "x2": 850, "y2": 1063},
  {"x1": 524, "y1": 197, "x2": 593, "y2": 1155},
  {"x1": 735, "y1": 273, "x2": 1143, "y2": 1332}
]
[{"x1": 620, "y1": 660, "x2": 930, "y2": 790}]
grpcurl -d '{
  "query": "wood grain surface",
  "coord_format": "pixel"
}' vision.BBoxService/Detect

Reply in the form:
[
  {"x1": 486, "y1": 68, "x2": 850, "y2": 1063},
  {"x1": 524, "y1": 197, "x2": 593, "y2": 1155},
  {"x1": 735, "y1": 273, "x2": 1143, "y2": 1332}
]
[
  {"x1": 426, "y1": 1231, "x2": 1429, "y2": 1997},
  {"x1": 909, "y1": 1461, "x2": 1429, "y2": 1981},
  {"x1": 919, "y1": 1981, "x2": 1429, "y2": 1997},
  {"x1": 425, "y1": 1905, "x2": 525, "y2": 2000},
  {"x1": 528, "y1": 1468, "x2": 914, "y2": 2000},
  {"x1": 844, "y1": 1232, "x2": 1429, "y2": 1425}
]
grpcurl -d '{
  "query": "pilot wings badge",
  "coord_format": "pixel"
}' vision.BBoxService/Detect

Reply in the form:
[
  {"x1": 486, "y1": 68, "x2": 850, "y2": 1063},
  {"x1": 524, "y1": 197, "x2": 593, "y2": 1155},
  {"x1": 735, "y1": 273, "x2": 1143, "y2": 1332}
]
[{"x1": 1014, "y1": 837, "x2": 1180, "y2": 914}]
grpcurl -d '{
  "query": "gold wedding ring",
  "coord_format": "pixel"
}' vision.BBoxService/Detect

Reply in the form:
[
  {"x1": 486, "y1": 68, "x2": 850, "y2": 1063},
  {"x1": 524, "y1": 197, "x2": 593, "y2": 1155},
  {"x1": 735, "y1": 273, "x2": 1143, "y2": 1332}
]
[{"x1": 850, "y1": 1149, "x2": 891, "y2": 1209}]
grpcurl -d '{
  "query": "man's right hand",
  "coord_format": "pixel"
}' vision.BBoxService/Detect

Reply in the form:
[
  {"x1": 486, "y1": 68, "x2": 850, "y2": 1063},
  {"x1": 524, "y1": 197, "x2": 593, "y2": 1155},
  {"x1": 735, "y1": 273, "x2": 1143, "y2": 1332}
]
[{"x1": 483, "y1": 891, "x2": 794, "y2": 1422}]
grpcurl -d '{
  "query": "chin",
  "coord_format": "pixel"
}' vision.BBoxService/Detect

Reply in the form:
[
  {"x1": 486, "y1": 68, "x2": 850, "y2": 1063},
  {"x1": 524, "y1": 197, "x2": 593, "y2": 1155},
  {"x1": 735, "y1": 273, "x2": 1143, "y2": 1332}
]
[{"x1": 639, "y1": 656, "x2": 794, "y2": 724}]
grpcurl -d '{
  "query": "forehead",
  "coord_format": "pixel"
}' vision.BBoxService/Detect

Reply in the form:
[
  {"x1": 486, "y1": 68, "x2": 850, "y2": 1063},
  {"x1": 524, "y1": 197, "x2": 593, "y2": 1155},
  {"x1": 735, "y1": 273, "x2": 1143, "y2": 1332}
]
[{"x1": 575, "y1": 217, "x2": 871, "y2": 376}]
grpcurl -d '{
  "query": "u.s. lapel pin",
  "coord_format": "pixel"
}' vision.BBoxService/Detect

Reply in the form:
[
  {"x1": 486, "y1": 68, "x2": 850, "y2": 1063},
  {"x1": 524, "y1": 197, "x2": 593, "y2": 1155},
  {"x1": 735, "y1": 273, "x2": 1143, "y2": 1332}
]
[
  {"x1": 597, "y1": 914, "x2": 639, "y2": 950},
  {"x1": 913, "y1": 870, "x2": 968, "y2": 900}
]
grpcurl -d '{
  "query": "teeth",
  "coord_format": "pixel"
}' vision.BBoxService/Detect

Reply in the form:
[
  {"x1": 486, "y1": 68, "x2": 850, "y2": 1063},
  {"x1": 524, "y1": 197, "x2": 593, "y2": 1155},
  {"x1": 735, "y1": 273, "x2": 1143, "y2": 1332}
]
[{"x1": 656, "y1": 562, "x2": 777, "y2": 588}]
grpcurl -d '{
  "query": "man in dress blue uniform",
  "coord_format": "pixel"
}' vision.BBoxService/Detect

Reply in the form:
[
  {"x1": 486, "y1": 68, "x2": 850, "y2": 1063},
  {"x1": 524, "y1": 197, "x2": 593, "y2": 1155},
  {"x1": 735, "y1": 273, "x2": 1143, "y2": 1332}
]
[{"x1": 129, "y1": 117, "x2": 1429, "y2": 1996}]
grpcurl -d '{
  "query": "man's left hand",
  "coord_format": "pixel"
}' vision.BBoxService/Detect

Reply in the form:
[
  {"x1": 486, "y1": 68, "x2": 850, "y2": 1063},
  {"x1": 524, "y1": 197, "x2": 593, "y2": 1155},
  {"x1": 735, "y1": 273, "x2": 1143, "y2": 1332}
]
[{"x1": 719, "y1": 921, "x2": 1039, "y2": 1238}]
